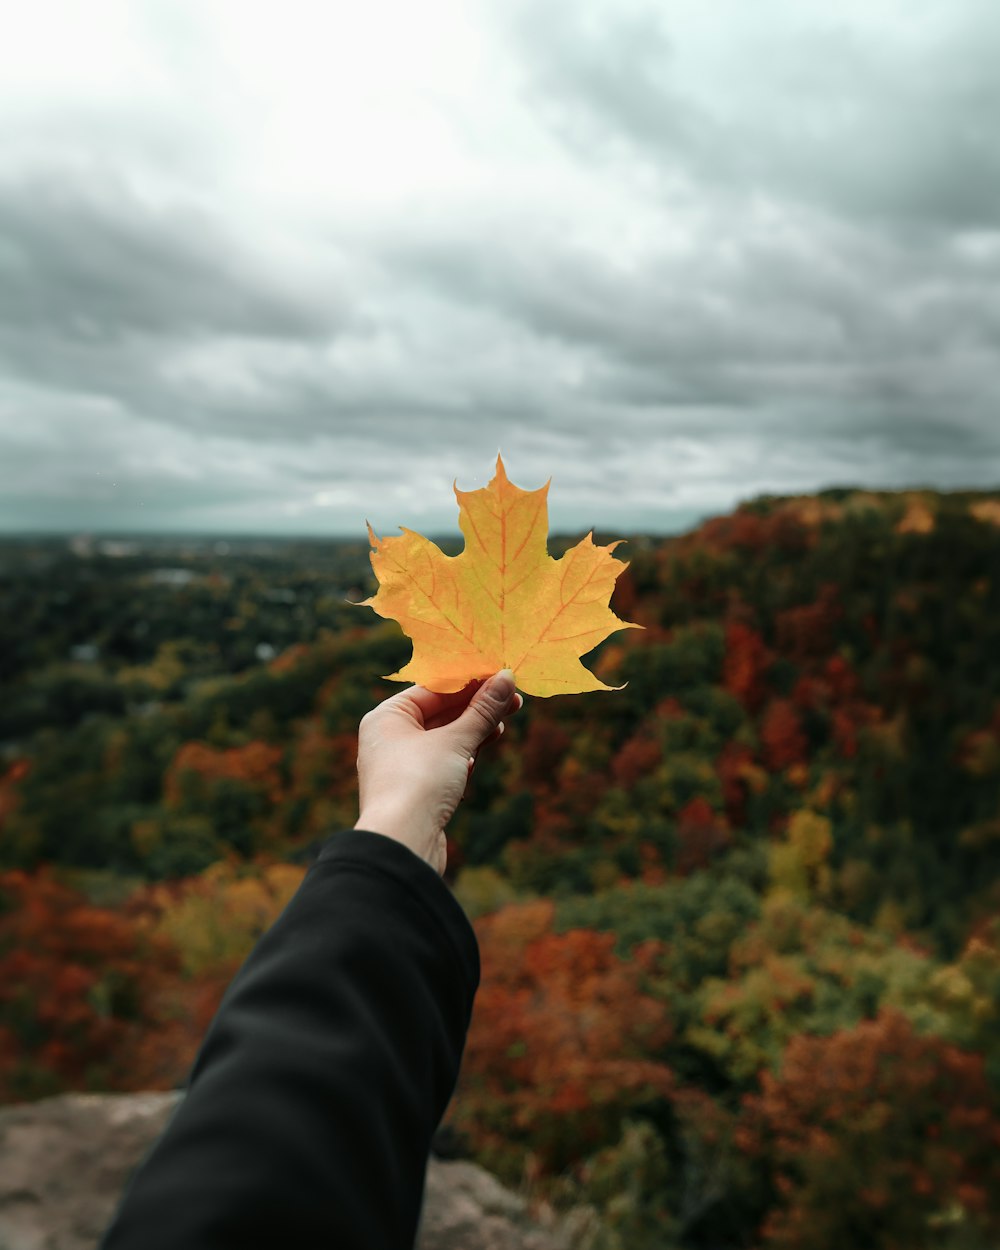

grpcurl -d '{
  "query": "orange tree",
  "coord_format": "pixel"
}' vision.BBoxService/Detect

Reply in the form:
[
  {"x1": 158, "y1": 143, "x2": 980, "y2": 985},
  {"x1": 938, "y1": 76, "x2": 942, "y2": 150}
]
[
  {"x1": 0, "y1": 868, "x2": 181, "y2": 1100},
  {"x1": 737, "y1": 1011, "x2": 1000, "y2": 1249},
  {"x1": 449, "y1": 899, "x2": 673, "y2": 1180}
]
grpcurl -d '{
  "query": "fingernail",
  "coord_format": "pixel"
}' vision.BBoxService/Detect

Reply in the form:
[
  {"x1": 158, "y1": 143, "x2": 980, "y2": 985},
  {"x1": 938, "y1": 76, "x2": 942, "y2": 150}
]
[{"x1": 490, "y1": 669, "x2": 515, "y2": 699}]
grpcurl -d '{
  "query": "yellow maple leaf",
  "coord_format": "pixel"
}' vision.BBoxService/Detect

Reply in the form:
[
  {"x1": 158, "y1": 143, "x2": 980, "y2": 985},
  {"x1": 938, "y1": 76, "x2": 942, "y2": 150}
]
[{"x1": 361, "y1": 455, "x2": 642, "y2": 696}]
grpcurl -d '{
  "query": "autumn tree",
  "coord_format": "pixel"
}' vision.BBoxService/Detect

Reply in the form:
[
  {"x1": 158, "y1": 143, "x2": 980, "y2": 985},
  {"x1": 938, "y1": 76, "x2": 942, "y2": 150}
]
[
  {"x1": 450, "y1": 900, "x2": 673, "y2": 1179},
  {"x1": 135, "y1": 858, "x2": 305, "y2": 977},
  {"x1": 922, "y1": 916, "x2": 1000, "y2": 1092},
  {"x1": 723, "y1": 621, "x2": 771, "y2": 712},
  {"x1": 106, "y1": 858, "x2": 310, "y2": 1086},
  {"x1": 0, "y1": 869, "x2": 180, "y2": 1100},
  {"x1": 157, "y1": 739, "x2": 286, "y2": 863},
  {"x1": 759, "y1": 699, "x2": 808, "y2": 773},
  {"x1": 768, "y1": 809, "x2": 833, "y2": 902},
  {"x1": 686, "y1": 894, "x2": 933, "y2": 1087},
  {"x1": 738, "y1": 1012, "x2": 1000, "y2": 1249}
]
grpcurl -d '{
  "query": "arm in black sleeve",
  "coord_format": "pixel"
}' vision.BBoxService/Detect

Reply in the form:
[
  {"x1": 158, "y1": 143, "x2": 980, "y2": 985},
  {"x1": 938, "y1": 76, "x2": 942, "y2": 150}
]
[{"x1": 100, "y1": 828, "x2": 480, "y2": 1250}]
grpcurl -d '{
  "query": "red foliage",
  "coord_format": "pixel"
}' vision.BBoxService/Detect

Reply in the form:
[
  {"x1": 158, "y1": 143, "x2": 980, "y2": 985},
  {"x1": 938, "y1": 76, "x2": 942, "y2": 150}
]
[
  {"x1": 824, "y1": 655, "x2": 859, "y2": 701},
  {"x1": 738, "y1": 1012, "x2": 1000, "y2": 1249},
  {"x1": 0, "y1": 759, "x2": 29, "y2": 831},
  {"x1": 454, "y1": 900, "x2": 673, "y2": 1173},
  {"x1": 790, "y1": 675, "x2": 823, "y2": 712},
  {"x1": 774, "y1": 586, "x2": 842, "y2": 663},
  {"x1": 288, "y1": 726, "x2": 357, "y2": 801},
  {"x1": 123, "y1": 968, "x2": 232, "y2": 1092},
  {"x1": 760, "y1": 699, "x2": 808, "y2": 772},
  {"x1": 655, "y1": 695, "x2": 686, "y2": 719},
  {"x1": 0, "y1": 869, "x2": 182, "y2": 1101},
  {"x1": 638, "y1": 840, "x2": 667, "y2": 885},
  {"x1": 723, "y1": 622, "x2": 771, "y2": 712},
  {"x1": 528, "y1": 798, "x2": 574, "y2": 847},
  {"x1": 535, "y1": 752, "x2": 611, "y2": 838},
  {"x1": 612, "y1": 734, "x2": 662, "y2": 788},
  {"x1": 610, "y1": 567, "x2": 638, "y2": 620},
  {"x1": 675, "y1": 796, "x2": 730, "y2": 874},
  {"x1": 700, "y1": 510, "x2": 811, "y2": 556},
  {"x1": 830, "y1": 708, "x2": 859, "y2": 759},
  {"x1": 520, "y1": 718, "x2": 572, "y2": 790},
  {"x1": 716, "y1": 741, "x2": 757, "y2": 824}
]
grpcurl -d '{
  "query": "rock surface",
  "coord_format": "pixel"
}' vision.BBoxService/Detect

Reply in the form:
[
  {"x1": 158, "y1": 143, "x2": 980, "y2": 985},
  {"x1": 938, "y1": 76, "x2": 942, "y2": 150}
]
[
  {"x1": 418, "y1": 1158, "x2": 591, "y2": 1250},
  {"x1": 0, "y1": 1093, "x2": 587, "y2": 1250}
]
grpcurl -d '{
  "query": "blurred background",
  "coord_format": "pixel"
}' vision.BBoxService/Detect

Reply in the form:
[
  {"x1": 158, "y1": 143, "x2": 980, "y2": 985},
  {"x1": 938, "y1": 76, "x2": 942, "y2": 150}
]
[{"x1": 1, "y1": 2, "x2": 999, "y2": 1248}]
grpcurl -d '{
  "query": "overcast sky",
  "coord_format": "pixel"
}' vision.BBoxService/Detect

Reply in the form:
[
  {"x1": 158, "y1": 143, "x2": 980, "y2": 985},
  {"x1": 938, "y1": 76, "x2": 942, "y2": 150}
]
[{"x1": 1, "y1": 0, "x2": 998, "y2": 537}]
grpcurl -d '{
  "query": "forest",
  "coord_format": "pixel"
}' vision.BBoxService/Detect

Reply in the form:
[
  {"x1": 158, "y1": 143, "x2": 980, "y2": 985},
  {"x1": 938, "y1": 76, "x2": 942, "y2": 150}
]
[{"x1": 2, "y1": 488, "x2": 999, "y2": 1249}]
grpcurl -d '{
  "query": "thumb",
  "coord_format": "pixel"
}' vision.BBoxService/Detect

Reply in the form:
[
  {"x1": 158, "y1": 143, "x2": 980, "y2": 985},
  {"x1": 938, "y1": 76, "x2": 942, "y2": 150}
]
[{"x1": 450, "y1": 670, "x2": 516, "y2": 755}]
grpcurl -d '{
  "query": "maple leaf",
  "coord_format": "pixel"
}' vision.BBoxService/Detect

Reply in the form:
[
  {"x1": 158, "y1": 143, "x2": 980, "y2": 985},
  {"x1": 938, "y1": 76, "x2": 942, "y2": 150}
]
[{"x1": 360, "y1": 455, "x2": 641, "y2": 697}]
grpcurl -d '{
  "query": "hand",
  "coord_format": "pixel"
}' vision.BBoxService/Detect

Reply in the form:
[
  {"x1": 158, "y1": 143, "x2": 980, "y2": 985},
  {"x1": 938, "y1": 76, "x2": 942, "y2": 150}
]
[{"x1": 354, "y1": 670, "x2": 523, "y2": 875}]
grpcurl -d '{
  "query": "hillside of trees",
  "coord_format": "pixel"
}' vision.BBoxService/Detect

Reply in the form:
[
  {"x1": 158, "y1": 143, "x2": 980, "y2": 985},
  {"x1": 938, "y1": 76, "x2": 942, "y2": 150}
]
[{"x1": 2, "y1": 489, "x2": 999, "y2": 1249}]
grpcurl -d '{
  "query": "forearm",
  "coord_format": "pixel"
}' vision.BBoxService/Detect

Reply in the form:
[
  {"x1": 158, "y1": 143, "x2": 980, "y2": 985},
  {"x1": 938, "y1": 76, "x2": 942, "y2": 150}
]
[{"x1": 101, "y1": 830, "x2": 479, "y2": 1250}]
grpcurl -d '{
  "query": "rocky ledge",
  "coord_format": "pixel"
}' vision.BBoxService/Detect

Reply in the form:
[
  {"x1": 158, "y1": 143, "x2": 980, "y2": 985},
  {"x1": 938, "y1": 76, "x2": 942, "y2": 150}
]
[{"x1": 0, "y1": 1092, "x2": 601, "y2": 1250}]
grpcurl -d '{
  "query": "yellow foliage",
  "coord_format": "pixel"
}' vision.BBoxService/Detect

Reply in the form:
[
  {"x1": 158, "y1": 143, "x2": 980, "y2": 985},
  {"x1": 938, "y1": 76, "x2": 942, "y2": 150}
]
[
  {"x1": 769, "y1": 810, "x2": 833, "y2": 901},
  {"x1": 873, "y1": 898, "x2": 907, "y2": 937},
  {"x1": 738, "y1": 760, "x2": 770, "y2": 795},
  {"x1": 959, "y1": 729, "x2": 1000, "y2": 778},
  {"x1": 145, "y1": 861, "x2": 305, "y2": 976},
  {"x1": 453, "y1": 866, "x2": 522, "y2": 921},
  {"x1": 118, "y1": 641, "x2": 187, "y2": 693},
  {"x1": 970, "y1": 499, "x2": 1000, "y2": 527},
  {"x1": 589, "y1": 859, "x2": 623, "y2": 893},
  {"x1": 896, "y1": 501, "x2": 935, "y2": 534}
]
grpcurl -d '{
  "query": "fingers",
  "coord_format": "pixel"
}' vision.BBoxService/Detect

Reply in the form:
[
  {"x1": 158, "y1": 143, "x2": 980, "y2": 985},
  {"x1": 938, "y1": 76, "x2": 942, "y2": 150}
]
[
  {"x1": 374, "y1": 681, "x2": 482, "y2": 728},
  {"x1": 424, "y1": 688, "x2": 523, "y2": 733},
  {"x1": 448, "y1": 670, "x2": 516, "y2": 755},
  {"x1": 464, "y1": 692, "x2": 522, "y2": 786},
  {"x1": 367, "y1": 677, "x2": 524, "y2": 738},
  {"x1": 423, "y1": 683, "x2": 488, "y2": 731}
]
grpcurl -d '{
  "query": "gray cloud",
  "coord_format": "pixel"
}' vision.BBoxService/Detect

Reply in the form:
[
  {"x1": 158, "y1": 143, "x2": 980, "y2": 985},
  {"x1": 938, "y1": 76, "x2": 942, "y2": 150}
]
[
  {"x1": 0, "y1": 173, "x2": 343, "y2": 342},
  {"x1": 381, "y1": 197, "x2": 1000, "y2": 455},
  {"x1": 0, "y1": 165, "x2": 384, "y2": 463},
  {"x1": 0, "y1": 0, "x2": 997, "y2": 537},
  {"x1": 512, "y1": 0, "x2": 1000, "y2": 228}
]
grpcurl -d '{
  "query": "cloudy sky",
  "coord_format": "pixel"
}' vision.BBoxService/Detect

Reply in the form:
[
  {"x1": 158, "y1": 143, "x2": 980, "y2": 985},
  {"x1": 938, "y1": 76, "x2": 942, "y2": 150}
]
[{"x1": 1, "y1": 0, "x2": 999, "y2": 537}]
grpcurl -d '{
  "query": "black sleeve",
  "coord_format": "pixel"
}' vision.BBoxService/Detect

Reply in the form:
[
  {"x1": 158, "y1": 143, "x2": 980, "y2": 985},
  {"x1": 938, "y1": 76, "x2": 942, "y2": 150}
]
[{"x1": 100, "y1": 828, "x2": 480, "y2": 1250}]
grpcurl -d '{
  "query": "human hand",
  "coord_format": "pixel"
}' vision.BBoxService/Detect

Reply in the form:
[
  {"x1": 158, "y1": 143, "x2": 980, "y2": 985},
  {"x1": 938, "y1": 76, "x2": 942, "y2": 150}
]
[{"x1": 354, "y1": 670, "x2": 523, "y2": 875}]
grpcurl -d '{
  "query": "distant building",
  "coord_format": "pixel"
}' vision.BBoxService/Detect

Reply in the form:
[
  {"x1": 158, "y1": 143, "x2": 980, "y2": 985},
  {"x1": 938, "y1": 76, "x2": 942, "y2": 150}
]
[
  {"x1": 149, "y1": 568, "x2": 196, "y2": 587},
  {"x1": 98, "y1": 540, "x2": 139, "y2": 558},
  {"x1": 69, "y1": 535, "x2": 94, "y2": 558}
]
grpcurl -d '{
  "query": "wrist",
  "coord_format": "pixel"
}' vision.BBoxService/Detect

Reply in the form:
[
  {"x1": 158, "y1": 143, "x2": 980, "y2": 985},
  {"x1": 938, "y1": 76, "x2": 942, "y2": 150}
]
[
  {"x1": 355, "y1": 807, "x2": 414, "y2": 845},
  {"x1": 355, "y1": 810, "x2": 445, "y2": 875}
]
